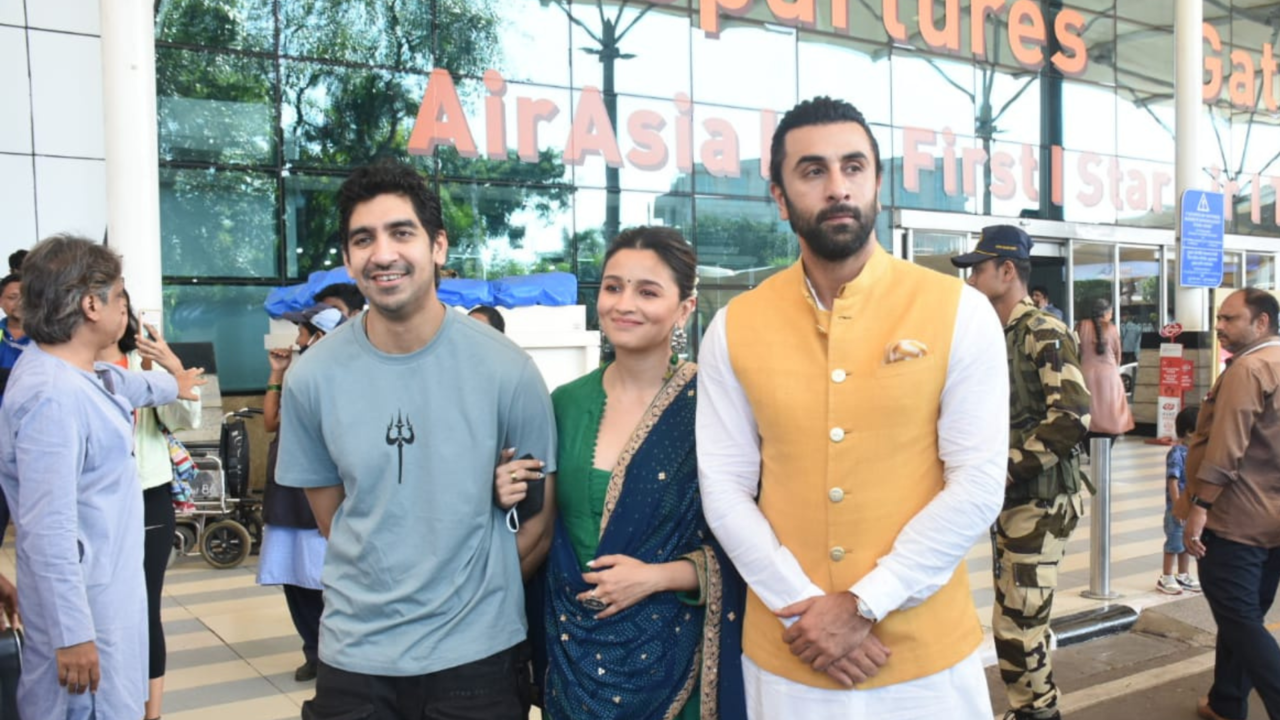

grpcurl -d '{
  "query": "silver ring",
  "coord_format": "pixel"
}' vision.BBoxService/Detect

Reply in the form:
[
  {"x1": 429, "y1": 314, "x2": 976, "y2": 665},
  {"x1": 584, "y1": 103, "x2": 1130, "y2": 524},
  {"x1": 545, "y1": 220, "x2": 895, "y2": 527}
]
[
  {"x1": 1190, "y1": 536, "x2": 1200, "y2": 541},
  {"x1": 582, "y1": 590, "x2": 608, "y2": 612}
]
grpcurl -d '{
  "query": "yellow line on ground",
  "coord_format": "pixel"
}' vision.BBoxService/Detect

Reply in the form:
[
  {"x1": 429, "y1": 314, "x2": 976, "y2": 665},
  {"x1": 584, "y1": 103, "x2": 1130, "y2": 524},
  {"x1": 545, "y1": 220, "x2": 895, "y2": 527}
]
[{"x1": 1267, "y1": 621, "x2": 1280, "y2": 631}]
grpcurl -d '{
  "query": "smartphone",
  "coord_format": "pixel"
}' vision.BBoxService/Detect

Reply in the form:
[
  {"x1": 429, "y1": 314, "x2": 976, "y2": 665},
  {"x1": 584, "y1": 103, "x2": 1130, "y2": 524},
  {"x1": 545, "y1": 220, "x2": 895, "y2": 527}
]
[
  {"x1": 139, "y1": 309, "x2": 163, "y2": 338},
  {"x1": 515, "y1": 452, "x2": 545, "y2": 522}
]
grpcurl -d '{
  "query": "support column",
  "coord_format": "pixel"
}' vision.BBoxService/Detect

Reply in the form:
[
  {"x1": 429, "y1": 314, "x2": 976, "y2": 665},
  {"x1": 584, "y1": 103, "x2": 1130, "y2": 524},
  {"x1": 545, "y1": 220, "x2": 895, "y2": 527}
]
[
  {"x1": 1174, "y1": 0, "x2": 1207, "y2": 331},
  {"x1": 100, "y1": 0, "x2": 163, "y2": 323}
]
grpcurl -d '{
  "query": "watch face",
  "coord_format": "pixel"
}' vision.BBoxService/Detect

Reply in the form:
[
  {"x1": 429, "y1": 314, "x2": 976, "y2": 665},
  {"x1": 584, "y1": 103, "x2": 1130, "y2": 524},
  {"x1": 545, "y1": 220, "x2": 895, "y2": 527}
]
[{"x1": 856, "y1": 598, "x2": 876, "y2": 622}]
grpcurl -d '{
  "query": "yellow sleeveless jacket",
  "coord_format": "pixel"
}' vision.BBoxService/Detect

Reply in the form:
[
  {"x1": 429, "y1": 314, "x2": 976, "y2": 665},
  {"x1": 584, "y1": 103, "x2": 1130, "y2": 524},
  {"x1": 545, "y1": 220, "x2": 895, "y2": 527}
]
[{"x1": 724, "y1": 245, "x2": 981, "y2": 690}]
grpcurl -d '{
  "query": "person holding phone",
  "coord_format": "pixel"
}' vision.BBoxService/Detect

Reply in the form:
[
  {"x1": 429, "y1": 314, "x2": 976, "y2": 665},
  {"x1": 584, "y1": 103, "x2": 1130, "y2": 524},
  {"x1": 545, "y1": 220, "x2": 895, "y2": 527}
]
[
  {"x1": 258, "y1": 305, "x2": 341, "y2": 683},
  {"x1": 96, "y1": 290, "x2": 203, "y2": 720},
  {"x1": 496, "y1": 227, "x2": 745, "y2": 720}
]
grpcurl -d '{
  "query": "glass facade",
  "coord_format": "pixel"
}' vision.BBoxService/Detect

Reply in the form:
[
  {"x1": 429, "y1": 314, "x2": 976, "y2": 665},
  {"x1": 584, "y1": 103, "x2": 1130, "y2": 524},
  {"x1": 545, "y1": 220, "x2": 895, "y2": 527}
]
[{"x1": 155, "y1": 0, "x2": 1280, "y2": 390}]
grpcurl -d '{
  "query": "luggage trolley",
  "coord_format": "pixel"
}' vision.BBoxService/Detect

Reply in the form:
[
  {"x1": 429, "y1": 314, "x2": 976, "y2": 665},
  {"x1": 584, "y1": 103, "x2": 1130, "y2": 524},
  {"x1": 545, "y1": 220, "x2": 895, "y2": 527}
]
[
  {"x1": 165, "y1": 342, "x2": 263, "y2": 569},
  {"x1": 175, "y1": 408, "x2": 264, "y2": 569}
]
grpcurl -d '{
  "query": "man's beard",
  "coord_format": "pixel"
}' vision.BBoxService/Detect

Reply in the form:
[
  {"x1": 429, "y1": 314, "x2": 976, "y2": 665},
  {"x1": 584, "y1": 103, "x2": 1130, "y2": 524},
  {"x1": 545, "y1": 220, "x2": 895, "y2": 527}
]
[{"x1": 784, "y1": 196, "x2": 878, "y2": 262}]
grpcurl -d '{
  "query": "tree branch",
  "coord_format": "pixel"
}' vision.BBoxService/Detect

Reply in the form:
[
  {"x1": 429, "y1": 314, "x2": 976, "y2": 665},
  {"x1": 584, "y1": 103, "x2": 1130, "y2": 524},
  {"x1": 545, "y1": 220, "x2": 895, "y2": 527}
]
[
  {"x1": 993, "y1": 75, "x2": 1036, "y2": 122},
  {"x1": 617, "y1": 2, "x2": 655, "y2": 41},
  {"x1": 1208, "y1": 107, "x2": 1232, "y2": 180},
  {"x1": 613, "y1": 0, "x2": 628, "y2": 29},
  {"x1": 1251, "y1": 147, "x2": 1280, "y2": 179},
  {"x1": 1232, "y1": 24, "x2": 1278, "y2": 179},
  {"x1": 1124, "y1": 88, "x2": 1176, "y2": 139},
  {"x1": 553, "y1": 0, "x2": 603, "y2": 46},
  {"x1": 924, "y1": 57, "x2": 976, "y2": 102}
]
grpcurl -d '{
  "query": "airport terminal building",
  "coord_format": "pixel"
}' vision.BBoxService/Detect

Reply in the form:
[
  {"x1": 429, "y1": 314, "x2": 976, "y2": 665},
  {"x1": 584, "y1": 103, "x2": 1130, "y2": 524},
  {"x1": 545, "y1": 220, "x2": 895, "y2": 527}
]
[{"x1": 2, "y1": 0, "x2": 1278, "y2": 396}]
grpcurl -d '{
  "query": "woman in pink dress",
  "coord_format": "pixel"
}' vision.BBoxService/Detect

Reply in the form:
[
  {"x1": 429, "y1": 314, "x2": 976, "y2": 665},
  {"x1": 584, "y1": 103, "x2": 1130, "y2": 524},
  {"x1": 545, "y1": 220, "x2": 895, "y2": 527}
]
[{"x1": 1076, "y1": 298, "x2": 1134, "y2": 436}]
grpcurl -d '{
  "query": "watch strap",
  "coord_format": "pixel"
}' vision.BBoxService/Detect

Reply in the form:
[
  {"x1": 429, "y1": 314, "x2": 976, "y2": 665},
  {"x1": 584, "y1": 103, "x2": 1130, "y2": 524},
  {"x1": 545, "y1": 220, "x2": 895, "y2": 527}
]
[{"x1": 1191, "y1": 494, "x2": 1214, "y2": 510}]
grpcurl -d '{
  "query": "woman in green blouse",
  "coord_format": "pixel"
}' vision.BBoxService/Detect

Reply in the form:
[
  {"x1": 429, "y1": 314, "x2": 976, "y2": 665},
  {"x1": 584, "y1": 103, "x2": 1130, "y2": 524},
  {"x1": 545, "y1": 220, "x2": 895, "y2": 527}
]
[{"x1": 499, "y1": 227, "x2": 744, "y2": 720}]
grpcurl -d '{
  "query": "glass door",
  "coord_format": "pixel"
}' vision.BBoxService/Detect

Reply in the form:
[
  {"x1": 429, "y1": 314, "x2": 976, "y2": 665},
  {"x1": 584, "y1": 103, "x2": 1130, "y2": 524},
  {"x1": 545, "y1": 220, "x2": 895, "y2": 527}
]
[
  {"x1": 907, "y1": 229, "x2": 971, "y2": 278},
  {"x1": 1117, "y1": 245, "x2": 1160, "y2": 364},
  {"x1": 1072, "y1": 241, "x2": 1117, "y2": 331}
]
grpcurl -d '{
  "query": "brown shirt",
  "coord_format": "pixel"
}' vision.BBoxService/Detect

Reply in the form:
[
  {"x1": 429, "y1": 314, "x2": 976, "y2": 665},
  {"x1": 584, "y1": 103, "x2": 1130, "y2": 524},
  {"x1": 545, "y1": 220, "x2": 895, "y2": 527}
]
[{"x1": 1185, "y1": 337, "x2": 1280, "y2": 548}]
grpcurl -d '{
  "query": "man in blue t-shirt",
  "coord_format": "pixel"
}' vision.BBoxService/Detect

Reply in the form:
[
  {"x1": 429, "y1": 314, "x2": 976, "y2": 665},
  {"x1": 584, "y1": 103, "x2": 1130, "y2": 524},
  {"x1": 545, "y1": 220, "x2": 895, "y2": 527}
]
[
  {"x1": 277, "y1": 161, "x2": 557, "y2": 720},
  {"x1": 0, "y1": 274, "x2": 31, "y2": 379}
]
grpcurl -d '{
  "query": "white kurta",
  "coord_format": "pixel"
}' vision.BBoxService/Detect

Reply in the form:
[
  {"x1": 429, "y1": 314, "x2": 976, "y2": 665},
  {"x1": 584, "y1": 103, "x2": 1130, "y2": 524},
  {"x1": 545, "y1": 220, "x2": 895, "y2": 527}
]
[
  {"x1": 0, "y1": 345, "x2": 177, "y2": 720},
  {"x1": 697, "y1": 285, "x2": 1008, "y2": 718}
]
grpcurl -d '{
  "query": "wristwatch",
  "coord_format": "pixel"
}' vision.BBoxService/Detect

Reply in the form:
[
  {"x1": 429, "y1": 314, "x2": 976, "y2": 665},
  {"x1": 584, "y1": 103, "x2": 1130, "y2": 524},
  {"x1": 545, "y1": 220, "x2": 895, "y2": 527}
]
[
  {"x1": 1191, "y1": 494, "x2": 1215, "y2": 510},
  {"x1": 852, "y1": 594, "x2": 878, "y2": 623}
]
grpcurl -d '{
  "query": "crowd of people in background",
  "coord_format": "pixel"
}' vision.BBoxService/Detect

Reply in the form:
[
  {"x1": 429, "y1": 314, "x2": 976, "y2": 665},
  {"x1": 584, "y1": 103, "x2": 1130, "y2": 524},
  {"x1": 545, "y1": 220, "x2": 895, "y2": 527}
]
[{"x1": 0, "y1": 94, "x2": 1275, "y2": 720}]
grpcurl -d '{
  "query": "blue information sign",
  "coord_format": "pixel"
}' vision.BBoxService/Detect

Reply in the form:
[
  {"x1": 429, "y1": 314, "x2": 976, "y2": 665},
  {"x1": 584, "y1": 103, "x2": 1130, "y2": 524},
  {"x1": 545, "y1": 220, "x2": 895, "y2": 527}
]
[{"x1": 1179, "y1": 190, "x2": 1224, "y2": 288}]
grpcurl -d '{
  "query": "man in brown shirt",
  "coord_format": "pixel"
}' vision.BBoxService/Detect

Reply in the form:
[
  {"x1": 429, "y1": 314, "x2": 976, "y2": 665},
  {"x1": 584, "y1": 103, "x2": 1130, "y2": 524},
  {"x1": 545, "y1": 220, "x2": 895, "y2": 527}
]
[{"x1": 1180, "y1": 287, "x2": 1280, "y2": 720}]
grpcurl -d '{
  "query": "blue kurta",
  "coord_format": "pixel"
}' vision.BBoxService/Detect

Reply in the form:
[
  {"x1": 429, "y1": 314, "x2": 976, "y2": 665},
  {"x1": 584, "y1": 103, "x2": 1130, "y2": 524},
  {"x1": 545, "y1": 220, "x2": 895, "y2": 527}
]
[{"x1": 0, "y1": 344, "x2": 177, "y2": 720}]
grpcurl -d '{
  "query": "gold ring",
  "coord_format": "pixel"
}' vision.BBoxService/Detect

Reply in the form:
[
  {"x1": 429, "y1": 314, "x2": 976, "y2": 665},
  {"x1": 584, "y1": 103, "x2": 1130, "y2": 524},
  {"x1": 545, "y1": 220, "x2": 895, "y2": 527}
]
[{"x1": 510, "y1": 470, "x2": 518, "y2": 481}]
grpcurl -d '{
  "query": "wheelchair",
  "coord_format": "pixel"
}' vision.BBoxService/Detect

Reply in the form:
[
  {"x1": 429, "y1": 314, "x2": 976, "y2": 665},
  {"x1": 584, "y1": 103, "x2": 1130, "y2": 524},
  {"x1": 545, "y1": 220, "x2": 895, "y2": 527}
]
[{"x1": 173, "y1": 408, "x2": 264, "y2": 569}]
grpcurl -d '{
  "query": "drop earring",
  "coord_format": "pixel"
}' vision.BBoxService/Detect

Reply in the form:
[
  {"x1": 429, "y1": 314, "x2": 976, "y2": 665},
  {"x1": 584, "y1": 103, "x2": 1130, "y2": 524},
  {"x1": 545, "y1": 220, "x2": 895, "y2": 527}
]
[{"x1": 671, "y1": 326, "x2": 688, "y2": 355}]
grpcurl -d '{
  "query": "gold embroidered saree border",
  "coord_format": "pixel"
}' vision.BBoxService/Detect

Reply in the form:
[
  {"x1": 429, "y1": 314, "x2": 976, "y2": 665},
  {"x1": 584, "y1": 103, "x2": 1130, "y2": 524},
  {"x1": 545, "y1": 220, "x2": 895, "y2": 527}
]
[
  {"x1": 698, "y1": 547, "x2": 724, "y2": 720},
  {"x1": 598, "y1": 361, "x2": 697, "y2": 538}
]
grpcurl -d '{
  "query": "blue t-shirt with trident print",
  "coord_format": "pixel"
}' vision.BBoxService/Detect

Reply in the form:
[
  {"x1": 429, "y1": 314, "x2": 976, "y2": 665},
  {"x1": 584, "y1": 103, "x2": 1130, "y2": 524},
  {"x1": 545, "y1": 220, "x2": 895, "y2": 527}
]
[{"x1": 277, "y1": 308, "x2": 557, "y2": 676}]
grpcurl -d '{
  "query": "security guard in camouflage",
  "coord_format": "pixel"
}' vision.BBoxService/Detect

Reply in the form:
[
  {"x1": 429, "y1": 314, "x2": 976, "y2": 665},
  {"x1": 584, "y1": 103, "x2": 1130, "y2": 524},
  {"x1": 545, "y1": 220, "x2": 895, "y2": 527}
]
[{"x1": 953, "y1": 226, "x2": 1091, "y2": 720}]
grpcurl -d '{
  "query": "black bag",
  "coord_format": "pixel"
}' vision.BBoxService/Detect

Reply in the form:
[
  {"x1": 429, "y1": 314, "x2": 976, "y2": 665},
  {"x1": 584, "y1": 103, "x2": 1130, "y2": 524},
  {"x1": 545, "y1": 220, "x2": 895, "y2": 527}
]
[
  {"x1": 0, "y1": 627, "x2": 21, "y2": 720},
  {"x1": 220, "y1": 416, "x2": 250, "y2": 499}
]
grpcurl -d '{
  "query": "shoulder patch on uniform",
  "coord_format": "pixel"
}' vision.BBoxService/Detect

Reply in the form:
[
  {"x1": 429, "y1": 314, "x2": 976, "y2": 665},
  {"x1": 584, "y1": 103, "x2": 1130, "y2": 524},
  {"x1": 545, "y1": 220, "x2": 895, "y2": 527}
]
[{"x1": 1025, "y1": 313, "x2": 1066, "y2": 332}]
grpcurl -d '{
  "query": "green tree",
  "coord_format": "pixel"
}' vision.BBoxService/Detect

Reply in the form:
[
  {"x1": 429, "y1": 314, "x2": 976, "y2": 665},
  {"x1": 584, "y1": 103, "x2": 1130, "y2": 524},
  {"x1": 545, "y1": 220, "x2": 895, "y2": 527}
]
[
  {"x1": 694, "y1": 215, "x2": 798, "y2": 269},
  {"x1": 157, "y1": 0, "x2": 574, "y2": 280},
  {"x1": 551, "y1": 0, "x2": 654, "y2": 243},
  {"x1": 438, "y1": 147, "x2": 573, "y2": 254}
]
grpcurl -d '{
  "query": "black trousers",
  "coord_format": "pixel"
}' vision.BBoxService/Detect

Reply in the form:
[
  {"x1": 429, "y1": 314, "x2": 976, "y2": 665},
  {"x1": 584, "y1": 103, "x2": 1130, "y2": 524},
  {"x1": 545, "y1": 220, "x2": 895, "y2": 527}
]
[
  {"x1": 282, "y1": 584, "x2": 324, "y2": 664},
  {"x1": 301, "y1": 645, "x2": 527, "y2": 720},
  {"x1": 143, "y1": 485, "x2": 176, "y2": 680},
  {"x1": 1200, "y1": 530, "x2": 1280, "y2": 720}
]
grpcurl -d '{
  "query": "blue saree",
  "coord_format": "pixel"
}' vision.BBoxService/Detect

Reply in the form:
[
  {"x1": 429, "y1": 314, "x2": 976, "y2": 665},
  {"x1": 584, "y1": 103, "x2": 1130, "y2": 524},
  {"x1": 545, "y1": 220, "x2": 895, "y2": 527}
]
[{"x1": 543, "y1": 363, "x2": 746, "y2": 720}]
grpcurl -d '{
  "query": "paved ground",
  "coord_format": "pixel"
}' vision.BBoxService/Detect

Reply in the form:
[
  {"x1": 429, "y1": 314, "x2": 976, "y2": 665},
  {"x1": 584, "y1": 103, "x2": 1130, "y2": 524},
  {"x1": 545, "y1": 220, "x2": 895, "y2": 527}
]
[
  {"x1": 3, "y1": 436, "x2": 1268, "y2": 719},
  {"x1": 985, "y1": 590, "x2": 1280, "y2": 719}
]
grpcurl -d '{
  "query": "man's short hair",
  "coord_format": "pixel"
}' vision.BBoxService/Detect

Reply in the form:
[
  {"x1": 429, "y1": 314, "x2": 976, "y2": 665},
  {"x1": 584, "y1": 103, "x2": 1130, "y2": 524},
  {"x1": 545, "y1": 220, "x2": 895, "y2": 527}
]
[
  {"x1": 8, "y1": 249, "x2": 27, "y2": 274},
  {"x1": 468, "y1": 305, "x2": 505, "y2": 334},
  {"x1": 315, "y1": 282, "x2": 366, "y2": 312},
  {"x1": 21, "y1": 235, "x2": 121, "y2": 344},
  {"x1": 1030, "y1": 285, "x2": 1049, "y2": 298},
  {"x1": 1240, "y1": 287, "x2": 1280, "y2": 335},
  {"x1": 337, "y1": 160, "x2": 444, "y2": 253},
  {"x1": 1009, "y1": 258, "x2": 1032, "y2": 287},
  {"x1": 0, "y1": 273, "x2": 19, "y2": 294},
  {"x1": 770, "y1": 96, "x2": 883, "y2": 191},
  {"x1": 984, "y1": 257, "x2": 1031, "y2": 287}
]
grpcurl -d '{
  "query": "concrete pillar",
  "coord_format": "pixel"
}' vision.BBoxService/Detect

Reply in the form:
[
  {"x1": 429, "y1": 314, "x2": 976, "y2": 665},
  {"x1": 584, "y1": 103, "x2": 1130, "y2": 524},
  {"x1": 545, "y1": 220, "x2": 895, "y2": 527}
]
[
  {"x1": 1174, "y1": 0, "x2": 1207, "y2": 331},
  {"x1": 100, "y1": 0, "x2": 163, "y2": 324}
]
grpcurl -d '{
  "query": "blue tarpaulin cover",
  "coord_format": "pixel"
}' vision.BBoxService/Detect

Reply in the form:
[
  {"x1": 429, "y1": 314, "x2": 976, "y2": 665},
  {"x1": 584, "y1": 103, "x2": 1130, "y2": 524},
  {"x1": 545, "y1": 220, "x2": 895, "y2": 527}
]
[
  {"x1": 437, "y1": 279, "x2": 494, "y2": 308},
  {"x1": 263, "y1": 268, "x2": 354, "y2": 317},
  {"x1": 491, "y1": 272, "x2": 577, "y2": 307},
  {"x1": 264, "y1": 270, "x2": 577, "y2": 316}
]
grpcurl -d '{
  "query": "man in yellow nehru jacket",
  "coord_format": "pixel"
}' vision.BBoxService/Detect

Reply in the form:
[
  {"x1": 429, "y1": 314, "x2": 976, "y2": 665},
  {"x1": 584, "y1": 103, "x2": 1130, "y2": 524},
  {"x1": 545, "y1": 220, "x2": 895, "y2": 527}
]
[{"x1": 697, "y1": 95, "x2": 1009, "y2": 718}]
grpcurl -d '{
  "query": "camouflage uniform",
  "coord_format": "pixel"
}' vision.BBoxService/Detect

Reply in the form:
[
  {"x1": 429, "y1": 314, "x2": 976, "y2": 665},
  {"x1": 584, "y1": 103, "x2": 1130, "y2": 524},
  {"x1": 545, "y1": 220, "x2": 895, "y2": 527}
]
[{"x1": 994, "y1": 297, "x2": 1092, "y2": 719}]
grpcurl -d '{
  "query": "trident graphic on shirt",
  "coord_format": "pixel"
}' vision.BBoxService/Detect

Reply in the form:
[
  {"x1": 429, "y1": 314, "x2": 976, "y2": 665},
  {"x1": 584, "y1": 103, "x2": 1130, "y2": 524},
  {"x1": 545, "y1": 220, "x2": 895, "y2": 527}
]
[{"x1": 386, "y1": 411, "x2": 415, "y2": 484}]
